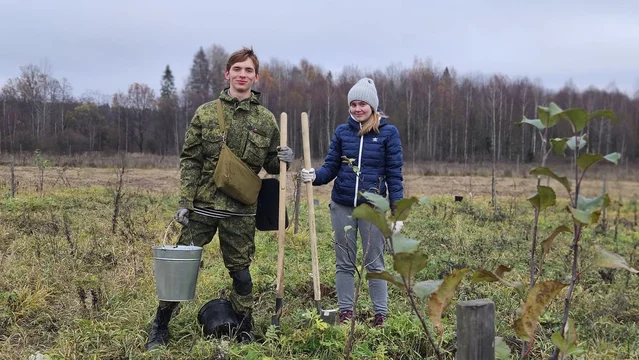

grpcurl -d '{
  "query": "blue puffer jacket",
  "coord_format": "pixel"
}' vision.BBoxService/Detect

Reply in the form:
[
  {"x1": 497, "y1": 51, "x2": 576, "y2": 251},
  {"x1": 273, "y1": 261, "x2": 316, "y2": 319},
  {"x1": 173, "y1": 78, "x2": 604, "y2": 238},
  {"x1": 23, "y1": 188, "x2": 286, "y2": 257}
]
[{"x1": 313, "y1": 114, "x2": 404, "y2": 209}]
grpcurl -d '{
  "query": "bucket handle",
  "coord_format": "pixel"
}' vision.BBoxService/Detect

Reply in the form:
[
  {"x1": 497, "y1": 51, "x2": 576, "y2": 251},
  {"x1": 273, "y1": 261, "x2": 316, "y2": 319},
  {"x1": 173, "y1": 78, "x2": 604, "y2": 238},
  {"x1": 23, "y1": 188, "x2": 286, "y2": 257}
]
[{"x1": 162, "y1": 219, "x2": 195, "y2": 247}]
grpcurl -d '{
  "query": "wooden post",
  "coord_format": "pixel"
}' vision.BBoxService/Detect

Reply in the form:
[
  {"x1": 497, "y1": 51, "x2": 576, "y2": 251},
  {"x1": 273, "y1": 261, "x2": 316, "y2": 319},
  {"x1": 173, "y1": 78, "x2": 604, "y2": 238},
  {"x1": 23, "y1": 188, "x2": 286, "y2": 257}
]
[
  {"x1": 456, "y1": 298, "x2": 495, "y2": 360},
  {"x1": 10, "y1": 155, "x2": 15, "y2": 198}
]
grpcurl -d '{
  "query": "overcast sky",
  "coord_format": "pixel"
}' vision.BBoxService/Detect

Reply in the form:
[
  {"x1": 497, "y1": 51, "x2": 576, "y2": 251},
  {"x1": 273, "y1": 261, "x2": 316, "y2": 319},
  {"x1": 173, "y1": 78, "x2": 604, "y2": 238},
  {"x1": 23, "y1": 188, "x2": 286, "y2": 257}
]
[{"x1": 2, "y1": 0, "x2": 638, "y2": 98}]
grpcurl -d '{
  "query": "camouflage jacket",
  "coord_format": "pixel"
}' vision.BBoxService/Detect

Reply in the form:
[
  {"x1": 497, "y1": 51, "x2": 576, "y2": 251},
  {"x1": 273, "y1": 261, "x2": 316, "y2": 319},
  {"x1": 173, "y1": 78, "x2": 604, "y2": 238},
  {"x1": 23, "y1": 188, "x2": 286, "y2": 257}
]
[{"x1": 179, "y1": 89, "x2": 282, "y2": 213}]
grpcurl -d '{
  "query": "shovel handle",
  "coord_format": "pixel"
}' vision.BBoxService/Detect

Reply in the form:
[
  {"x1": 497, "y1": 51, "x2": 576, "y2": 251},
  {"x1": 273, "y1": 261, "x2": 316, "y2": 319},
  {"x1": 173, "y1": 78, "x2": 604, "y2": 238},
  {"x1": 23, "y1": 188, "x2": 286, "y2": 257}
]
[
  {"x1": 275, "y1": 113, "x2": 287, "y2": 299},
  {"x1": 301, "y1": 112, "x2": 322, "y2": 302}
]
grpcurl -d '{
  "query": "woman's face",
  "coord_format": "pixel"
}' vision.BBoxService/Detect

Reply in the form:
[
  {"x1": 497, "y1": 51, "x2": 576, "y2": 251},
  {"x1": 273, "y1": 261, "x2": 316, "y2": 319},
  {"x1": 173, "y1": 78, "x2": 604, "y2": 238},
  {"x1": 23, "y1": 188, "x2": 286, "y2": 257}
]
[{"x1": 349, "y1": 100, "x2": 373, "y2": 122}]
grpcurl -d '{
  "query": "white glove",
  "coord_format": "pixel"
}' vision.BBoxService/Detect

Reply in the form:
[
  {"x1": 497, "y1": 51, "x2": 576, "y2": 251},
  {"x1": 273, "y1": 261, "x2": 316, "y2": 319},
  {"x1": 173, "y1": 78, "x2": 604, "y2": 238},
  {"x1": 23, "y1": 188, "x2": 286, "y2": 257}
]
[
  {"x1": 300, "y1": 168, "x2": 316, "y2": 183},
  {"x1": 392, "y1": 221, "x2": 404, "y2": 235}
]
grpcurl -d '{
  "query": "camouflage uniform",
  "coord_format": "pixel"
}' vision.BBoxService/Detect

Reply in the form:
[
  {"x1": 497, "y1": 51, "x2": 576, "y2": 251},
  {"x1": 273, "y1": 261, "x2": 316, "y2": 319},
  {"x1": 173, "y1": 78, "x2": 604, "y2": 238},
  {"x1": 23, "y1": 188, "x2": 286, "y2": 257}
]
[
  {"x1": 161, "y1": 89, "x2": 283, "y2": 316},
  {"x1": 178, "y1": 89, "x2": 282, "y2": 213}
]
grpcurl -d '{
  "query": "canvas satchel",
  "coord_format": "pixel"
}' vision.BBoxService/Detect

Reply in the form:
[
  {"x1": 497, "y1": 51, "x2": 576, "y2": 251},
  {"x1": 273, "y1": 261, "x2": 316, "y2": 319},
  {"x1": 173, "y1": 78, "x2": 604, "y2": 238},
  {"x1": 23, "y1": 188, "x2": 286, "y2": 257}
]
[{"x1": 212, "y1": 99, "x2": 262, "y2": 205}]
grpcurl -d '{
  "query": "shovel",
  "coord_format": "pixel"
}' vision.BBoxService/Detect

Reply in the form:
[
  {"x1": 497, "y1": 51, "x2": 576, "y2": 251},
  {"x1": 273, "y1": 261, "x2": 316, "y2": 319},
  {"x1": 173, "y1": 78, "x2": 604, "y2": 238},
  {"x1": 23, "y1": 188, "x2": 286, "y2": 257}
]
[
  {"x1": 301, "y1": 112, "x2": 338, "y2": 325},
  {"x1": 272, "y1": 112, "x2": 287, "y2": 326}
]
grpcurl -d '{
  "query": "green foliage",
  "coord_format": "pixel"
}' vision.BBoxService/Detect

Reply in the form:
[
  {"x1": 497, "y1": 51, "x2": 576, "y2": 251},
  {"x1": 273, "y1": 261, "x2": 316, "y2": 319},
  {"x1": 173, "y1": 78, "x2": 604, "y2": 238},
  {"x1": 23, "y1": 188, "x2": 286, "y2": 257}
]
[
  {"x1": 551, "y1": 318, "x2": 586, "y2": 359},
  {"x1": 527, "y1": 185, "x2": 556, "y2": 211},
  {"x1": 495, "y1": 337, "x2": 512, "y2": 360},
  {"x1": 34, "y1": 149, "x2": 51, "y2": 170},
  {"x1": 593, "y1": 247, "x2": 639, "y2": 273},
  {"x1": 529, "y1": 166, "x2": 571, "y2": 194},
  {"x1": 2, "y1": 174, "x2": 639, "y2": 359},
  {"x1": 517, "y1": 116, "x2": 547, "y2": 130},
  {"x1": 518, "y1": 101, "x2": 634, "y2": 357}
]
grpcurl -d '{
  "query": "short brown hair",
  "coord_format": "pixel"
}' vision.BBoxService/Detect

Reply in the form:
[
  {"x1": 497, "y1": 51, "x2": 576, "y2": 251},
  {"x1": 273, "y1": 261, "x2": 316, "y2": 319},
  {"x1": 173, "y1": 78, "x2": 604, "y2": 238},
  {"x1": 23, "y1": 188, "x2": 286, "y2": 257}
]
[{"x1": 226, "y1": 47, "x2": 260, "y2": 74}]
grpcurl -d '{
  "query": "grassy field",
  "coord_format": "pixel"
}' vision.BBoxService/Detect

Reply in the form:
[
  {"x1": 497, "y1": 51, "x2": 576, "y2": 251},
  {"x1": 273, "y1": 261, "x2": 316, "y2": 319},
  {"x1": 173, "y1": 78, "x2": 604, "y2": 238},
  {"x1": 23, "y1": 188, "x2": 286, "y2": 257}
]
[{"x1": 1, "y1": 165, "x2": 639, "y2": 359}]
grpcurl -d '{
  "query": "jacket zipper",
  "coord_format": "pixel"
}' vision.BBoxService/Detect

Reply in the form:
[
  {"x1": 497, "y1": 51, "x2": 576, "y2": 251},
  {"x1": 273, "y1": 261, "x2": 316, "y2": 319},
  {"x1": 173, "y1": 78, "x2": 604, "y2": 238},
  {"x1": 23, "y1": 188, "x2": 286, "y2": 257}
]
[{"x1": 354, "y1": 124, "x2": 364, "y2": 207}]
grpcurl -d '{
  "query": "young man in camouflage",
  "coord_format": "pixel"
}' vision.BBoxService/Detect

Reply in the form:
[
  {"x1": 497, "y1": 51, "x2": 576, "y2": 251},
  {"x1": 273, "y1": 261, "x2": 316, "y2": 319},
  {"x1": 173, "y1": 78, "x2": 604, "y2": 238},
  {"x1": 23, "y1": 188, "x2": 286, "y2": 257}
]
[{"x1": 146, "y1": 47, "x2": 294, "y2": 350}]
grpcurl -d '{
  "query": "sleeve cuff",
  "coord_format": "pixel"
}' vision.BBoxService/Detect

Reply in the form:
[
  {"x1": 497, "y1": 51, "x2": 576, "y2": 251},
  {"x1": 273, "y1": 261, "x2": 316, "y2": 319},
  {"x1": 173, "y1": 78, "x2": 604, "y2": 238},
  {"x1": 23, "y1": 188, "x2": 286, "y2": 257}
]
[{"x1": 179, "y1": 197, "x2": 194, "y2": 210}]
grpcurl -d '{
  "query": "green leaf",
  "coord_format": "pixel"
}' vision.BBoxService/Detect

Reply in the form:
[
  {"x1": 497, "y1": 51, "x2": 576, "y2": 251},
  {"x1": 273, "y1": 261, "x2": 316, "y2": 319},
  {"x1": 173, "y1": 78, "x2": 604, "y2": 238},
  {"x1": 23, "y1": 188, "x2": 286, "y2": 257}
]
[
  {"x1": 529, "y1": 167, "x2": 571, "y2": 194},
  {"x1": 560, "y1": 108, "x2": 589, "y2": 132},
  {"x1": 391, "y1": 234, "x2": 420, "y2": 254},
  {"x1": 537, "y1": 106, "x2": 550, "y2": 127},
  {"x1": 393, "y1": 252, "x2": 429, "y2": 282},
  {"x1": 541, "y1": 225, "x2": 573, "y2": 259},
  {"x1": 517, "y1": 116, "x2": 547, "y2": 130},
  {"x1": 550, "y1": 138, "x2": 569, "y2": 156},
  {"x1": 548, "y1": 102, "x2": 566, "y2": 125},
  {"x1": 413, "y1": 279, "x2": 443, "y2": 301},
  {"x1": 576, "y1": 153, "x2": 603, "y2": 171},
  {"x1": 604, "y1": 152, "x2": 621, "y2": 164},
  {"x1": 565, "y1": 318, "x2": 578, "y2": 347},
  {"x1": 593, "y1": 248, "x2": 639, "y2": 273},
  {"x1": 527, "y1": 185, "x2": 556, "y2": 211},
  {"x1": 551, "y1": 332, "x2": 568, "y2": 353},
  {"x1": 352, "y1": 204, "x2": 392, "y2": 238},
  {"x1": 552, "y1": 318, "x2": 583, "y2": 358},
  {"x1": 566, "y1": 134, "x2": 587, "y2": 151},
  {"x1": 513, "y1": 280, "x2": 567, "y2": 343},
  {"x1": 495, "y1": 337, "x2": 512, "y2": 360},
  {"x1": 588, "y1": 109, "x2": 617, "y2": 123},
  {"x1": 566, "y1": 344, "x2": 586, "y2": 356},
  {"x1": 428, "y1": 268, "x2": 471, "y2": 339},
  {"x1": 360, "y1": 192, "x2": 390, "y2": 213},
  {"x1": 366, "y1": 271, "x2": 405, "y2": 287},
  {"x1": 567, "y1": 206, "x2": 601, "y2": 225},
  {"x1": 390, "y1": 197, "x2": 419, "y2": 221},
  {"x1": 577, "y1": 193, "x2": 610, "y2": 212}
]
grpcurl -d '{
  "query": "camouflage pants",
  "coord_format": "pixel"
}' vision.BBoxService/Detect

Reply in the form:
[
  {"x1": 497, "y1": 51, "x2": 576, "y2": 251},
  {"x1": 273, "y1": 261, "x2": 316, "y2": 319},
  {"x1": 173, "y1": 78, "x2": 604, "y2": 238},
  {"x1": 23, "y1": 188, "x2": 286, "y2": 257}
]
[{"x1": 159, "y1": 211, "x2": 256, "y2": 315}]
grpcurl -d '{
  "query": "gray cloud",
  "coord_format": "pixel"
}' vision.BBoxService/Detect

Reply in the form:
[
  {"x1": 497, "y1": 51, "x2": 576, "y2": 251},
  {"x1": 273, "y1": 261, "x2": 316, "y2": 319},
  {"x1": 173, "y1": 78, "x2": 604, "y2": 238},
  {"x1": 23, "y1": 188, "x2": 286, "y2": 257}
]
[{"x1": 2, "y1": 0, "x2": 638, "y2": 97}]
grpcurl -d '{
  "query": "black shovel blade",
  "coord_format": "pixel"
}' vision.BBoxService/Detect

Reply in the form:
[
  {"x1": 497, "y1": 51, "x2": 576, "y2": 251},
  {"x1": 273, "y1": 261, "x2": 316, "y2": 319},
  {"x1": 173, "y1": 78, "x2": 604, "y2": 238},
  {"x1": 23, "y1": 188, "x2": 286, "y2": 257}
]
[{"x1": 255, "y1": 178, "x2": 289, "y2": 231}]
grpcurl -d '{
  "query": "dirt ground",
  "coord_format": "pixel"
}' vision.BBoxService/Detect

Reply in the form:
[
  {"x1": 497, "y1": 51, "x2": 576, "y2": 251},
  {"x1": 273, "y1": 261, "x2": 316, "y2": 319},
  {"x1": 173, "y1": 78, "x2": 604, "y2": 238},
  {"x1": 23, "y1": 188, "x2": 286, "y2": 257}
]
[{"x1": 3, "y1": 165, "x2": 638, "y2": 202}]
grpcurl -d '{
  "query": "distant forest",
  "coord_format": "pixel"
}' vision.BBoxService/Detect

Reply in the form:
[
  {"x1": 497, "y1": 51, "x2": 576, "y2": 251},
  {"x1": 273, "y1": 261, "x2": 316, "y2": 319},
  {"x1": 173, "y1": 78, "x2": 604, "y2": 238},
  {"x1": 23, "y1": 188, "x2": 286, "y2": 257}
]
[{"x1": 1, "y1": 43, "x2": 637, "y2": 165}]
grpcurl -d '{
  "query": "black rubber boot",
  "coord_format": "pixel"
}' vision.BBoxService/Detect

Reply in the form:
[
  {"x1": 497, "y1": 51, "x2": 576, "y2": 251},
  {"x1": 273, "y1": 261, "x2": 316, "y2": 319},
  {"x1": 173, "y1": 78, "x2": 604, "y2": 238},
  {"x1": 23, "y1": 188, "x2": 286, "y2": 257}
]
[
  {"x1": 235, "y1": 313, "x2": 255, "y2": 344},
  {"x1": 145, "y1": 305, "x2": 174, "y2": 351}
]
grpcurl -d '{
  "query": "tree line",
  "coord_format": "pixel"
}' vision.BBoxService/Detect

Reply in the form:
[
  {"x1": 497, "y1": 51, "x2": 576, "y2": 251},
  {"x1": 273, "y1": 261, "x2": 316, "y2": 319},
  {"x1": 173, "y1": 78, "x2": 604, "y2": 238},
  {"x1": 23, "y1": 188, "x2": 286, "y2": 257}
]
[{"x1": 1, "y1": 43, "x2": 638, "y2": 166}]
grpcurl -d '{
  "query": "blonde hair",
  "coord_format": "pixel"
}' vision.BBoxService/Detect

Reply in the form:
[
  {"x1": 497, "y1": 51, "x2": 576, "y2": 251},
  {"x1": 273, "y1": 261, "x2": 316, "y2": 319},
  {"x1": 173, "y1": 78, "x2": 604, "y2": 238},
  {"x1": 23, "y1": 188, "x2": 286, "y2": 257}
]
[{"x1": 358, "y1": 110, "x2": 384, "y2": 136}]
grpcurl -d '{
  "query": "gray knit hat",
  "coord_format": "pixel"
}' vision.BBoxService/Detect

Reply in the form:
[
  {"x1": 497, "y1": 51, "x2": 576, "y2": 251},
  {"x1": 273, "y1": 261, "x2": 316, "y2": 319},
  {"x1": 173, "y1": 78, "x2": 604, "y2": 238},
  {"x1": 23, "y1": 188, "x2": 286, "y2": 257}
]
[{"x1": 348, "y1": 77, "x2": 378, "y2": 111}]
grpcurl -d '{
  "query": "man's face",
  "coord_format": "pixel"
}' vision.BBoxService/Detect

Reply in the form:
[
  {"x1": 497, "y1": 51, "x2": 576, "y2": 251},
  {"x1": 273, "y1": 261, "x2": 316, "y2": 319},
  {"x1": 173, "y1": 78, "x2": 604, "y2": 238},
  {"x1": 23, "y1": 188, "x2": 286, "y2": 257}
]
[{"x1": 225, "y1": 58, "x2": 259, "y2": 93}]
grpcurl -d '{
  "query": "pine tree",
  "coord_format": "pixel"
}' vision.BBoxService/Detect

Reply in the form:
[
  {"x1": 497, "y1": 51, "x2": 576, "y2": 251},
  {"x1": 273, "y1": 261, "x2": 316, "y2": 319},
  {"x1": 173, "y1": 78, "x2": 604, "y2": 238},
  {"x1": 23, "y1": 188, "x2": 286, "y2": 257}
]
[
  {"x1": 187, "y1": 47, "x2": 211, "y2": 104},
  {"x1": 160, "y1": 65, "x2": 176, "y2": 98}
]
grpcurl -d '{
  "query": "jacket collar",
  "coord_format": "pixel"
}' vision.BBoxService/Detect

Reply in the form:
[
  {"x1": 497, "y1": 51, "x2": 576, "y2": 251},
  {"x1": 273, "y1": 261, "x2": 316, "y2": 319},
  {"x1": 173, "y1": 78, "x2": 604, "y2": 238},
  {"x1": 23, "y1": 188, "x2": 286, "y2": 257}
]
[{"x1": 219, "y1": 88, "x2": 261, "y2": 111}]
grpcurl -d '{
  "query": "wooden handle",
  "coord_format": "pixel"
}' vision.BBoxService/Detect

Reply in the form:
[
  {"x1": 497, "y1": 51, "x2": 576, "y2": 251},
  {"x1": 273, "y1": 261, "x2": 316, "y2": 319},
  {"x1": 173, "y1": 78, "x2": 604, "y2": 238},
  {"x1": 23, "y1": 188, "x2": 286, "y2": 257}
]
[
  {"x1": 301, "y1": 112, "x2": 321, "y2": 302},
  {"x1": 276, "y1": 112, "x2": 287, "y2": 299}
]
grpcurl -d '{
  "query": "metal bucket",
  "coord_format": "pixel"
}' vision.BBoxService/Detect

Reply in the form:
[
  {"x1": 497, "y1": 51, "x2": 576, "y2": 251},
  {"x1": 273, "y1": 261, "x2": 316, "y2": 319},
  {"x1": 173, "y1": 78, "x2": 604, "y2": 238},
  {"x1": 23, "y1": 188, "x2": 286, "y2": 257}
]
[{"x1": 152, "y1": 220, "x2": 203, "y2": 302}]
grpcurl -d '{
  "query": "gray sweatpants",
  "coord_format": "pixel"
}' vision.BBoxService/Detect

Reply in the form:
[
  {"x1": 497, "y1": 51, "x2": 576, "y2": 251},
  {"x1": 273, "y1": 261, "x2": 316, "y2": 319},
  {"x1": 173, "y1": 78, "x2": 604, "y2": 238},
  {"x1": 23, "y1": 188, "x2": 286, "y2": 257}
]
[{"x1": 329, "y1": 200, "x2": 387, "y2": 315}]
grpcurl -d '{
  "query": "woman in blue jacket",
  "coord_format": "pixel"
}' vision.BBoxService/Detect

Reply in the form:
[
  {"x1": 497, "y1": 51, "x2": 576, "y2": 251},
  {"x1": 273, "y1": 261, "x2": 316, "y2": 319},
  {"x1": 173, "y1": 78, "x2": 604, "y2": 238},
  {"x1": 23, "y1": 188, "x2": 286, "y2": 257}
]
[{"x1": 300, "y1": 77, "x2": 404, "y2": 327}]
